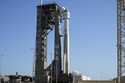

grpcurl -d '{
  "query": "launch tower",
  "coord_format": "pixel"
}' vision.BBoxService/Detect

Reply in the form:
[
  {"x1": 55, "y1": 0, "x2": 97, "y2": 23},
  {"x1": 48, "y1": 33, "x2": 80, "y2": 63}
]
[
  {"x1": 117, "y1": 0, "x2": 125, "y2": 83},
  {"x1": 34, "y1": 3, "x2": 72, "y2": 83}
]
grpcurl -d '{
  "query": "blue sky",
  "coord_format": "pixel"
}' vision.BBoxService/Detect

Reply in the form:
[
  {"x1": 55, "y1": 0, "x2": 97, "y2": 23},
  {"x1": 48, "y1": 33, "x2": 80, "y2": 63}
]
[{"x1": 0, "y1": 0, "x2": 116, "y2": 80}]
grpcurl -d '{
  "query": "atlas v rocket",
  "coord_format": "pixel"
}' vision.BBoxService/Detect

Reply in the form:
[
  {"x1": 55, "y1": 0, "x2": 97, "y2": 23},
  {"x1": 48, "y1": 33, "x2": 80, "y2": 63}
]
[{"x1": 63, "y1": 9, "x2": 70, "y2": 74}]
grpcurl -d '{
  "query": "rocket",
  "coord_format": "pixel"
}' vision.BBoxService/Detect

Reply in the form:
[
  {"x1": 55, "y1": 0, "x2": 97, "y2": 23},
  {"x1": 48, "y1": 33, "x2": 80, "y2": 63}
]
[{"x1": 63, "y1": 9, "x2": 70, "y2": 74}]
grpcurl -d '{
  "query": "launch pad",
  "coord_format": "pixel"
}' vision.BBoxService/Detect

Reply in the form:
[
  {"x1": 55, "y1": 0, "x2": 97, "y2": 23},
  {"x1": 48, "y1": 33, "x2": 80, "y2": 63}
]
[{"x1": 34, "y1": 3, "x2": 72, "y2": 83}]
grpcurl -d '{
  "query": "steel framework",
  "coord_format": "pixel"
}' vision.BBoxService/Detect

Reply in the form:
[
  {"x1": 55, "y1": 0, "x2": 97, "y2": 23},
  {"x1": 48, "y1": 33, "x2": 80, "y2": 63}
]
[
  {"x1": 117, "y1": 0, "x2": 125, "y2": 83},
  {"x1": 34, "y1": 3, "x2": 72, "y2": 83}
]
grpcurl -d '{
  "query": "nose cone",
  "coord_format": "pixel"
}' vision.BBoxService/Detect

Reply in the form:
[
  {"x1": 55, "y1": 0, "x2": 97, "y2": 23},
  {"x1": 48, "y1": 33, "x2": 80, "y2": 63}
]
[{"x1": 63, "y1": 9, "x2": 70, "y2": 19}]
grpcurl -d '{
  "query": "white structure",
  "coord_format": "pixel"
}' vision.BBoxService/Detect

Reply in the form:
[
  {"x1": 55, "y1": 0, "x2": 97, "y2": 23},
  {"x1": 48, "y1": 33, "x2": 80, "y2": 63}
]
[
  {"x1": 63, "y1": 9, "x2": 70, "y2": 74},
  {"x1": 81, "y1": 75, "x2": 91, "y2": 80},
  {"x1": 72, "y1": 71, "x2": 91, "y2": 83},
  {"x1": 0, "y1": 76, "x2": 9, "y2": 83}
]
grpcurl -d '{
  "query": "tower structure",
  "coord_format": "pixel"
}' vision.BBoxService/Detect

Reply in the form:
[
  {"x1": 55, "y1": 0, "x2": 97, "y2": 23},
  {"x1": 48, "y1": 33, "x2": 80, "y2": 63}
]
[
  {"x1": 117, "y1": 0, "x2": 125, "y2": 83},
  {"x1": 34, "y1": 3, "x2": 72, "y2": 83},
  {"x1": 35, "y1": 5, "x2": 48, "y2": 83}
]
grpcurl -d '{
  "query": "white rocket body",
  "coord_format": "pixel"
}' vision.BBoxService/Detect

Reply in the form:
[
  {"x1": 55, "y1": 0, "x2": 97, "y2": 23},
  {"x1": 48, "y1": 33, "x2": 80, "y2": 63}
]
[{"x1": 63, "y1": 10, "x2": 70, "y2": 74}]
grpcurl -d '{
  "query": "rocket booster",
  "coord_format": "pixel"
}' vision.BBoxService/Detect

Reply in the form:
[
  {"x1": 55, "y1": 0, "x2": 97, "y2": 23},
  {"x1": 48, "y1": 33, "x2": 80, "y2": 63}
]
[{"x1": 63, "y1": 9, "x2": 70, "y2": 74}]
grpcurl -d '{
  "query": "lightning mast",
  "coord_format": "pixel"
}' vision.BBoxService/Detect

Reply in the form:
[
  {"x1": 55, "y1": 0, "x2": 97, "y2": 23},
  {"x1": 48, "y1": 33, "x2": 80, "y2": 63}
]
[{"x1": 117, "y1": 0, "x2": 125, "y2": 83}]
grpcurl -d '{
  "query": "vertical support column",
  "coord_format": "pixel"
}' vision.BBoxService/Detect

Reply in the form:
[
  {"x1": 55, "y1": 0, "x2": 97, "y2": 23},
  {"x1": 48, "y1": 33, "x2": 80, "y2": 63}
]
[
  {"x1": 53, "y1": 14, "x2": 62, "y2": 83},
  {"x1": 117, "y1": 0, "x2": 125, "y2": 83},
  {"x1": 117, "y1": 1, "x2": 122, "y2": 83},
  {"x1": 35, "y1": 6, "x2": 47, "y2": 83}
]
